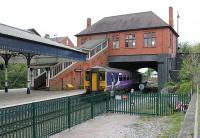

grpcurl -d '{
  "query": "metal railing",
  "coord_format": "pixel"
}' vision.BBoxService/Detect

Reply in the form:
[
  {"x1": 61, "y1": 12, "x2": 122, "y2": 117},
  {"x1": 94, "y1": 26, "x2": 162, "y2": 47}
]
[
  {"x1": 50, "y1": 62, "x2": 73, "y2": 78},
  {"x1": 33, "y1": 40, "x2": 108, "y2": 80},
  {"x1": 32, "y1": 62, "x2": 73, "y2": 80},
  {"x1": 0, "y1": 93, "x2": 108, "y2": 138},
  {"x1": 108, "y1": 92, "x2": 191, "y2": 116},
  {"x1": 33, "y1": 68, "x2": 46, "y2": 79},
  {"x1": 87, "y1": 40, "x2": 108, "y2": 60},
  {"x1": 0, "y1": 92, "x2": 191, "y2": 138}
]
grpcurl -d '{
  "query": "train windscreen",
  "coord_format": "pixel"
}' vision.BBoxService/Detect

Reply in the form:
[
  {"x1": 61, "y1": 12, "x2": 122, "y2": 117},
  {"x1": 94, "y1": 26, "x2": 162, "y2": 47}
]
[
  {"x1": 99, "y1": 72, "x2": 105, "y2": 81},
  {"x1": 85, "y1": 71, "x2": 90, "y2": 81}
]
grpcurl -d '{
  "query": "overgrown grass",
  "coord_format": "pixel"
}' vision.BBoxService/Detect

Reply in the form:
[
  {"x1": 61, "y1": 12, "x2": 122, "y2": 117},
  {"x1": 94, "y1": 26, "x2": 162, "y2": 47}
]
[
  {"x1": 161, "y1": 112, "x2": 185, "y2": 138},
  {"x1": 134, "y1": 113, "x2": 185, "y2": 137}
]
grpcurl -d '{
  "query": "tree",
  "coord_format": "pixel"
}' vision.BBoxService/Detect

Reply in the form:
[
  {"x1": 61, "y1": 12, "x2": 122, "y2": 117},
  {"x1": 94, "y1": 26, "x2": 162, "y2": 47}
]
[
  {"x1": 144, "y1": 68, "x2": 154, "y2": 80},
  {"x1": 177, "y1": 43, "x2": 200, "y2": 93},
  {"x1": 178, "y1": 42, "x2": 192, "y2": 53},
  {"x1": 0, "y1": 63, "x2": 27, "y2": 89}
]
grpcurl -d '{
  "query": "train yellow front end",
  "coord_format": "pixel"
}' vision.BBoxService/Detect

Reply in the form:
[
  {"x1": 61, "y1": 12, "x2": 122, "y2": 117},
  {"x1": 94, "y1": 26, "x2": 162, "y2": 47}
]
[{"x1": 84, "y1": 67, "x2": 107, "y2": 93}]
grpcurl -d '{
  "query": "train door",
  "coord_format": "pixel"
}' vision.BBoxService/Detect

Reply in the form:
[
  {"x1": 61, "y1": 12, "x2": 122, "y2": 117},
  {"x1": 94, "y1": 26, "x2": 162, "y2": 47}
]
[
  {"x1": 92, "y1": 72, "x2": 97, "y2": 91},
  {"x1": 111, "y1": 73, "x2": 115, "y2": 91}
]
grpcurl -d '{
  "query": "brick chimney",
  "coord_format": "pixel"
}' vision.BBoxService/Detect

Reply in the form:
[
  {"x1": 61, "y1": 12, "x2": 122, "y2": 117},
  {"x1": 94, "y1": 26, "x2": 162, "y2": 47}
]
[
  {"x1": 87, "y1": 18, "x2": 91, "y2": 28},
  {"x1": 44, "y1": 34, "x2": 50, "y2": 39},
  {"x1": 169, "y1": 7, "x2": 174, "y2": 27}
]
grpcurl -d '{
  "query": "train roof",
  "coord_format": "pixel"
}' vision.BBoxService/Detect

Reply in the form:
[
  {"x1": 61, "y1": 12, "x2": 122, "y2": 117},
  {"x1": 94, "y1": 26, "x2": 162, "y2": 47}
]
[{"x1": 87, "y1": 66, "x2": 130, "y2": 73}]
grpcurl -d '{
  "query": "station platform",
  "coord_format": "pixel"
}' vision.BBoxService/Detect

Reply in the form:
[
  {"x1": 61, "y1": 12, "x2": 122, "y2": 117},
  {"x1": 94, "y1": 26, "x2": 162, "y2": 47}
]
[{"x1": 0, "y1": 88, "x2": 84, "y2": 108}]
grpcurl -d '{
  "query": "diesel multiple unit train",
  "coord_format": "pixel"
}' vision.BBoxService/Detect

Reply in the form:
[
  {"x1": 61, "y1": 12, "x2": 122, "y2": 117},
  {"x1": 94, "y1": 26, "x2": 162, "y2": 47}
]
[{"x1": 84, "y1": 66, "x2": 134, "y2": 93}]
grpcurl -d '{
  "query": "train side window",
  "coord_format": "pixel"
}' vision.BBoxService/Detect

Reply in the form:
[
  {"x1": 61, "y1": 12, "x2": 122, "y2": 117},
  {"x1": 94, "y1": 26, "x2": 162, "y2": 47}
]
[
  {"x1": 85, "y1": 71, "x2": 90, "y2": 81},
  {"x1": 119, "y1": 75, "x2": 122, "y2": 81},
  {"x1": 127, "y1": 76, "x2": 130, "y2": 80},
  {"x1": 123, "y1": 75, "x2": 126, "y2": 81},
  {"x1": 99, "y1": 72, "x2": 105, "y2": 81},
  {"x1": 111, "y1": 73, "x2": 114, "y2": 82}
]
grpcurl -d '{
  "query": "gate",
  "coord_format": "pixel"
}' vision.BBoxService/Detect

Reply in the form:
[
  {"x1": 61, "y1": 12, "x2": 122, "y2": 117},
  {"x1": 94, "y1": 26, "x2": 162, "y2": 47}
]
[{"x1": 108, "y1": 92, "x2": 191, "y2": 116}]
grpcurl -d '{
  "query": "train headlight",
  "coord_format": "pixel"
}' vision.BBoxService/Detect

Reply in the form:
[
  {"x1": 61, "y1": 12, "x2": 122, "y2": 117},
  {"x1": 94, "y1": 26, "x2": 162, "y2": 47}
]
[
  {"x1": 100, "y1": 86, "x2": 105, "y2": 90},
  {"x1": 85, "y1": 86, "x2": 90, "y2": 90}
]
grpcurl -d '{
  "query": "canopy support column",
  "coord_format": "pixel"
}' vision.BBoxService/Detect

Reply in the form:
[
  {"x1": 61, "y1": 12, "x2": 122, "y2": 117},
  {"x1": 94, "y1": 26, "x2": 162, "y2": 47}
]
[
  {"x1": 1, "y1": 54, "x2": 11, "y2": 93},
  {"x1": 24, "y1": 53, "x2": 34, "y2": 94},
  {"x1": 30, "y1": 68, "x2": 34, "y2": 89}
]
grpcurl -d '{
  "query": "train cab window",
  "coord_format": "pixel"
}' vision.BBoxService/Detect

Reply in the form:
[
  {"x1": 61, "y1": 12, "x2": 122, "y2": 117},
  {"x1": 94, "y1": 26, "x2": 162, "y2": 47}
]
[
  {"x1": 99, "y1": 72, "x2": 105, "y2": 81},
  {"x1": 119, "y1": 75, "x2": 122, "y2": 81},
  {"x1": 85, "y1": 71, "x2": 90, "y2": 81}
]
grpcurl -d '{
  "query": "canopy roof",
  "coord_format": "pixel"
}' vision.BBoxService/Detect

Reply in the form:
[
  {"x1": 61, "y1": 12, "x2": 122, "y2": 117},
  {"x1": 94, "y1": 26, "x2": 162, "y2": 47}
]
[
  {"x1": 76, "y1": 38, "x2": 108, "y2": 51},
  {"x1": 0, "y1": 23, "x2": 86, "y2": 61}
]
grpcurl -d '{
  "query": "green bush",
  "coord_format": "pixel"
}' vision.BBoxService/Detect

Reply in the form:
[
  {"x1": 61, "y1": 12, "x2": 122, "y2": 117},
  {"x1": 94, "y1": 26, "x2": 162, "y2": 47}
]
[
  {"x1": 176, "y1": 81, "x2": 192, "y2": 94},
  {"x1": 0, "y1": 63, "x2": 27, "y2": 89}
]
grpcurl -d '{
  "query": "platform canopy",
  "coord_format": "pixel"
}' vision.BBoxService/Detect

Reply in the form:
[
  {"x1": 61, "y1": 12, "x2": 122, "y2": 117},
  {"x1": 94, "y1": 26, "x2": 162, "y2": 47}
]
[
  {"x1": 0, "y1": 23, "x2": 86, "y2": 94},
  {"x1": 0, "y1": 23, "x2": 86, "y2": 61}
]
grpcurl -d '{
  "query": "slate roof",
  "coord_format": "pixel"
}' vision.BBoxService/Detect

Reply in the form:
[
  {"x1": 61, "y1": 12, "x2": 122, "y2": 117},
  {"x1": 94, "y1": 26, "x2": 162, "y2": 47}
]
[
  {"x1": 50, "y1": 36, "x2": 75, "y2": 47},
  {"x1": 76, "y1": 11, "x2": 178, "y2": 36},
  {"x1": 0, "y1": 23, "x2": 82, "y2": 53},
  {"x1": 76, "y1": 38, "x2": 108, "y2": 50},
  {"x1": 26, "y1": 28, "x2": 41, "y2": 36},
  {"x1": 50, "y1": 37, "x2": 66, "y2": 42}
]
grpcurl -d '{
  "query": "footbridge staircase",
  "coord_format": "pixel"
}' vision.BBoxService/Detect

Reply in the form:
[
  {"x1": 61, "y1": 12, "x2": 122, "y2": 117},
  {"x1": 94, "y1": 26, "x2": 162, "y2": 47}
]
[{"x1": 32, "y1": 38, "x2": 109, "y2": 90}]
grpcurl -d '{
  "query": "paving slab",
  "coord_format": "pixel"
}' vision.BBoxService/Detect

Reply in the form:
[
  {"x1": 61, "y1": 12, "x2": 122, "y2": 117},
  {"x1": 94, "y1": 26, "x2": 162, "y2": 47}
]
[{"x1": 0, "y1": 88, "x2": 84, "y2": 108}]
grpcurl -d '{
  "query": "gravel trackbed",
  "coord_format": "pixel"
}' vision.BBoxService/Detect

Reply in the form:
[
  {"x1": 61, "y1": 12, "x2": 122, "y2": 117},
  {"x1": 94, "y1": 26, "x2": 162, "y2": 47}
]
[{"x1": 51, "y1": 113, "x2": 169, "y2": 138}]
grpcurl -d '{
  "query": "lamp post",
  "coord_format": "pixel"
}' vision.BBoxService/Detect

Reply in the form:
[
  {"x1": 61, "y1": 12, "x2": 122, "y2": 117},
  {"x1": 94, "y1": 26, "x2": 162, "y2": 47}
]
[
  {"x1": 177, "y1": 11, "x2": 180, "y2": 34},
  {"x1": 54, "y1": 34, "x2": 57, "y2": 42}
]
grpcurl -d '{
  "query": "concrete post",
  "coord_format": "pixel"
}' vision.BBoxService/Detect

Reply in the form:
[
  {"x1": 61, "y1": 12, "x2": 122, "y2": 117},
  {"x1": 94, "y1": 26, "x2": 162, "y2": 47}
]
[
  {"x1": 46, "y1": 67, "x2": 50, "y2": 90},
  {"x1": 37, "y1": 69, "x2": 41, "y2": 76},
  {"x1": 62, "y1": 62, "x2": 64, "y2": 70}
]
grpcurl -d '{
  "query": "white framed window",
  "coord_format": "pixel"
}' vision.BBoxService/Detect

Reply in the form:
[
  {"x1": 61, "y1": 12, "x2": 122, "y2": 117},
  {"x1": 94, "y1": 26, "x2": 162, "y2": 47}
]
[
  {"x1": 144, "y1": 32, "x2": 156, "y2": 48},
  {"x1": 125, "y1": 34, "x2": 136, "y2": 48},
  {"x1": 112, "y1": 35, "x2": 119, "y2": 49}
]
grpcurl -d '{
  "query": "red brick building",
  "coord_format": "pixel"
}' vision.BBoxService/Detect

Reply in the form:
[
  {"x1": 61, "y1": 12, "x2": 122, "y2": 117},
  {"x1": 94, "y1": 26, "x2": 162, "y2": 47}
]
[
  {"x1": 49, "y1": 7, "x2": 178, "y2": 91},
  {"x1": 50, "y1": 36, "x2": 75, "y2": 47}
]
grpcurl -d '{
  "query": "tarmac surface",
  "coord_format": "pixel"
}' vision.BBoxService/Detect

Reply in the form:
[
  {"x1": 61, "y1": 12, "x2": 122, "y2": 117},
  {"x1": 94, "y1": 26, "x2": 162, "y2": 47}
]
[{"x1": 0, "y1": 88, "x2": 84, "y2": 108}]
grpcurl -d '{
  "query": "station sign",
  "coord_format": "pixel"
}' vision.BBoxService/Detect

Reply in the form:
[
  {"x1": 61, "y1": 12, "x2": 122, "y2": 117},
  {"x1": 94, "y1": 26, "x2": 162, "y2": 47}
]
[
  {"x1": 115, "y1": 95, "x2": 121, "y2": 100},
  {"x1": 74, "y1": 69, "x2": 82, "y2": 72}
]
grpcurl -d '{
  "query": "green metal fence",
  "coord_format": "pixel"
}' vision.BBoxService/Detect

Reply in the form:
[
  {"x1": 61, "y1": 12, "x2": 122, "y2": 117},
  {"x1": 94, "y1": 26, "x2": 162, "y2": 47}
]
[
  {"x1": 0, "y1": 93, "x2": 108, "y2": 138},
  {"x1": 0, "y1": 92, "x2": 191, "y2": 138},
  {"x1": 108, "y1": 92, "x2": 191, "y2": 116}
]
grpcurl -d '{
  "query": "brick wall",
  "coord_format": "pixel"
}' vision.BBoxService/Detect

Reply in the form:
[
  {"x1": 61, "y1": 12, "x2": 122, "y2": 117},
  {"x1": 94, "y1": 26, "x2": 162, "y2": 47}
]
[
  {"x1": 49, "y1": 48, "x2": 109, "y2": 90},
  {"x1": 77, "y1": 28, "x2": 177, "y2": 57},
  {"x1": 50, "y1": 27, "x2": 177, "y2": 90}
]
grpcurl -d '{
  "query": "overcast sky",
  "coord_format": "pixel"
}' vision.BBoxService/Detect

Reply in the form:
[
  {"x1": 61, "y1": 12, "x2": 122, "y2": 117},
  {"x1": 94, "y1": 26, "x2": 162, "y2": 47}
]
[{"x1": 0, "y1": 0, "x2": 199, "y2": 45}]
